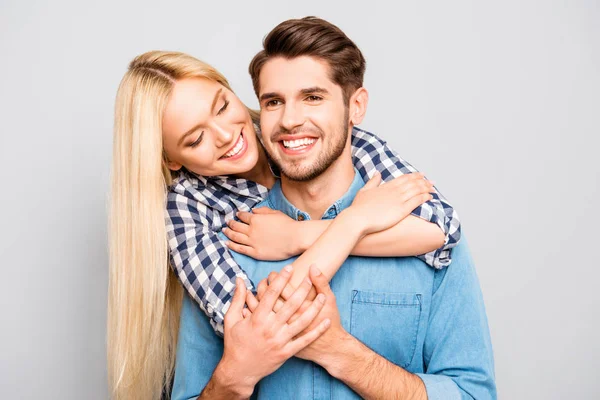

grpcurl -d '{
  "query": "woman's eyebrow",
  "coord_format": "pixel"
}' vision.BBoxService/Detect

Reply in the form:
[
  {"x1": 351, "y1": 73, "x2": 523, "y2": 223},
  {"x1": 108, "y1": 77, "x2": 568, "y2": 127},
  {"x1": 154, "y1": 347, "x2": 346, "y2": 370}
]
[{"x1": 177, "y1": 88, "x2": 223, "y2": 146}]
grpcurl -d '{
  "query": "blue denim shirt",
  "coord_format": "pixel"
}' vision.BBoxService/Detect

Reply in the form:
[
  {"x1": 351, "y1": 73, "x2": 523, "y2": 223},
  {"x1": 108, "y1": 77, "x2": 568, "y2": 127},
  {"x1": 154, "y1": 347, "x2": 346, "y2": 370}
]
[{"x1": 172, "y1": 172, "x2": 496, "y2": 400}]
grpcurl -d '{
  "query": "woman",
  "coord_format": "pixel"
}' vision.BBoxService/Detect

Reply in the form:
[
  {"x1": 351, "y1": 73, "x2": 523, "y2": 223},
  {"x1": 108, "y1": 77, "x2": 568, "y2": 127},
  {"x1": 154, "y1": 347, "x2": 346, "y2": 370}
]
[{"x1": 108, "y1": 50, "x2": 459, "y2": 399}]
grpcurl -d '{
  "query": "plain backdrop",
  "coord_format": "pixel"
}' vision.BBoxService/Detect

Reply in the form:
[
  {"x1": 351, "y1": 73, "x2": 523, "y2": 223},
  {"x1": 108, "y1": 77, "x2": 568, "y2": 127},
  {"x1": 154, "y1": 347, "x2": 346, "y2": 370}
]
[{"x1": 0, "y1": 1, "x2": 598, "y2": 398}]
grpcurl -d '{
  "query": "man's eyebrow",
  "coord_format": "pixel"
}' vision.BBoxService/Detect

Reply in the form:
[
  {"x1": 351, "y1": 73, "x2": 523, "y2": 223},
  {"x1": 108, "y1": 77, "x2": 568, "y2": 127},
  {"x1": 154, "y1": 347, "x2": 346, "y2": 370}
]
[
  {"x1": 259, "y1": 87, "x2": 330, "y2": 103},
  {"x1": 259, "y1": 92, "x2": 280, "y2": 103},
  {"x1": 177, "y1": 88, "x2": 222, "y2": 146},
  {"x1": 300, "y1": 87, "x2": 330, "y2": 96}
]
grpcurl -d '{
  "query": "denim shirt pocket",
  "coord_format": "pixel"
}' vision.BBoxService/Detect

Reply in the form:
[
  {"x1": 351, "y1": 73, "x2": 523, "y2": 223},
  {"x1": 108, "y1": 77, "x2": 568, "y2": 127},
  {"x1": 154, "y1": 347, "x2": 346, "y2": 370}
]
[{"x1": 350, "y1": 290, "x2": 422, "y2": 369}]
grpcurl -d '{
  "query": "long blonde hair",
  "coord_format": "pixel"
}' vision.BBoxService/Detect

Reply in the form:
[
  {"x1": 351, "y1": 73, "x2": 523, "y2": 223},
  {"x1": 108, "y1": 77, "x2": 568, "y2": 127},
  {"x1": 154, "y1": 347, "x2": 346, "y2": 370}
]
[{"x1": 108, "y1": 51, "x2": 258, "y2": 400}]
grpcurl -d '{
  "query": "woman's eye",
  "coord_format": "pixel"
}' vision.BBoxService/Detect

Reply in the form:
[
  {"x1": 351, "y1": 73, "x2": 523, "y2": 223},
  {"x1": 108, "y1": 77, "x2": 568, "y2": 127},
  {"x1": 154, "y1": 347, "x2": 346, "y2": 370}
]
[
  {"x1": 189, "y1": 132, "x2": 203, "y2": 148},
  {"x1": 217, "y1": 100, "x2": 229, "y2": 116}
]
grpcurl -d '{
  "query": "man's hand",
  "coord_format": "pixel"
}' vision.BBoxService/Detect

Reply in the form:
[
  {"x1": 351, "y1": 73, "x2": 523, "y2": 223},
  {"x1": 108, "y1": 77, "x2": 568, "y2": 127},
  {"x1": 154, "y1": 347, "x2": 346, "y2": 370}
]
[
  {"x1": 210, "y1": 267, "x2": 331, "y2": 398},
  {"x1": 223, "y1": 208, "x2": 303, "y2": 260},
  {"x1": 246, "y1": 265, "x2": 348, "y2": 366}
]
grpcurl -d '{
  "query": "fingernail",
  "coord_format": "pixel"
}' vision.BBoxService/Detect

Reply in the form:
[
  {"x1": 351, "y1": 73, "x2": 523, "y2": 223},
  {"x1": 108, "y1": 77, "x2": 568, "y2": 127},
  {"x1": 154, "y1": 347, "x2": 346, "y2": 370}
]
[
  {"x1": 323, "y1": 318, "x2": 331, "y2": 328},
  {"x1": 317, "y1": 293, "x2": 326, "y2": 303},
  {"x1": 304, "y1": 277, "x2": 311, "y2": 285},
  {"x1": 310, "y1": 265, "x2": 321, "y2": 276},
  {"x1": 284, "y1": 265, "x2": 293, "y2": 272}
]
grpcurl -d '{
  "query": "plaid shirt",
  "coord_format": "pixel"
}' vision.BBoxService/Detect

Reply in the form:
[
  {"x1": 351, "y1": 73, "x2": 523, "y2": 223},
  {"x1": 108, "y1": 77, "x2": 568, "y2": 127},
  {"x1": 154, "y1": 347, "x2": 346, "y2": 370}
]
[{"x1": 166, "y1": 127, "x2": 461, "y2": 335}]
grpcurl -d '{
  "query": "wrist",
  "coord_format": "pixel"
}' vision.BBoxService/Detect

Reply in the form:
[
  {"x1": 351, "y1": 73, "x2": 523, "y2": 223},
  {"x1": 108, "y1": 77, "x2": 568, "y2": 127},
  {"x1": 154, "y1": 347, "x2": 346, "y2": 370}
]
[
  {"x1": 337, "y1": 208, "x2": 370, "y2": 239},
  {"x1": 212, "y1": 359, "x2": 255, "y2": 399},
  {"x1": 317, "y1": 330, "x2": 360, "y2": 379}
]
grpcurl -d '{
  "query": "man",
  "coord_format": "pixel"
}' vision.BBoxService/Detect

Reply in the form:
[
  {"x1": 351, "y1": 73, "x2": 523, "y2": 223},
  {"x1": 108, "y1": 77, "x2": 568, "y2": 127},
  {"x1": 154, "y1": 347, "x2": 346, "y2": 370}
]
[{"x1": 172, "y1": 17, "x2": 496, "y2": 399}]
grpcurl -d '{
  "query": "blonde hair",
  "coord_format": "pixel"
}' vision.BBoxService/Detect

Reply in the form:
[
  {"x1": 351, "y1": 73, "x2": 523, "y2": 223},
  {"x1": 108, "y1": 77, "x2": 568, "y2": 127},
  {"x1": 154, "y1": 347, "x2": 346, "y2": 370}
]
[{"x1": 108, "y1": 51, "x2": 257, "y2": 400}]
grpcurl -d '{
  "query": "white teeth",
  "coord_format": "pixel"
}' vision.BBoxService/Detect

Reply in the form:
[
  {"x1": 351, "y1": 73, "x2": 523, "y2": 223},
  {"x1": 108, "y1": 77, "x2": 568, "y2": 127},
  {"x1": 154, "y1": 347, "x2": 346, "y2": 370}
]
[
  {"x1": 283, "y1": 138, "x2": 316, "y2": 149},
  {"x1": 224, "y1": 135, "x2": 244, "y2": 158}
]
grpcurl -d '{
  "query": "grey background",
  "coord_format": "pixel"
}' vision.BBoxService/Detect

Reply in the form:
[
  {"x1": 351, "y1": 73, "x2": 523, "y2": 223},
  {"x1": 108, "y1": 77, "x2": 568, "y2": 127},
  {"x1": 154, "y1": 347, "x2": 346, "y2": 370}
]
[{"x1": 0, "y1": 0, "x2": 598, "y2": 398}]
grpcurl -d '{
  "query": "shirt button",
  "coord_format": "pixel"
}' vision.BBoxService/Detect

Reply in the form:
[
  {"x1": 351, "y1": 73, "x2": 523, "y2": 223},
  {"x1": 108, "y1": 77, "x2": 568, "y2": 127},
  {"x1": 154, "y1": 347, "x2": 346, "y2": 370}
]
[
  {"x1": 207, "y1": 304, "x2": 214, "y2": 314},
  {"x1": 297, "y1": 214, "x2": 305, "y2": 221}
]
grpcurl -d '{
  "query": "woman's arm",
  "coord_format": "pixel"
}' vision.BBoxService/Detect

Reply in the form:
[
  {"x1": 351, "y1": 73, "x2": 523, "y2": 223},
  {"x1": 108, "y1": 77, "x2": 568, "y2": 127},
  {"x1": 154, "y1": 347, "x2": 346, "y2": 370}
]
[
  {"x1": 225, "y1": 172, "x2": 435, "y2": 290},
  {"x1": 350, "y1": 127, "x2": 461, "y2": 268},
  {"x1": 298, "y1": 215, "x2": 444, "y2": 257},
  {"x1": 166, "y1": 177, "x2": 261, "y2": 337}
]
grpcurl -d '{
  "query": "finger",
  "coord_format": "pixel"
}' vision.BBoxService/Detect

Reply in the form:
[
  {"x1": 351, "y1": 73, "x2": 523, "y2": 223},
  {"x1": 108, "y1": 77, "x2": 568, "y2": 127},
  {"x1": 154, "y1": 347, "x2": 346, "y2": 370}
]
[
  {"x1": 288, "y1": 299, "x2": 312, "y2": 324},
  {"x1": 254, "y1": 265, "x2": 293, "y2": 318},
  {"x1": 222, "y1": 228, "x2": 250, "y2": 246},
  {"x1": 399, "y1": 186, "x2": 434, "y2": 204},
  {"x1": 280, "y1": 282, "x2": 295, "y2": 301},
  {"x1": 236, "y1": 211, "x2": 253, "y2": 224},
  {"x1": 361, "y1": 171, "x2": 382, "y2": 190},
  {"x1": 225, "y1": 241, "x2": 256, "y2": 258},
  {"x1": 273, "y1": 298, "x2": 285, "y2": 313},
  {"x1": 242, "y1": 308, "x2": 251, "y2": 318},
  {"x1": 286, "y1": 318, "x2": 331, "y2": 355},
  {"x1": 224, "y1": 278, "x2": 246, "y2": 331},
  {"x1": 276, "y1": 277, "x2": 313, "y2": 324},
  {"x1": 309, "y1": 265, "x2": 334, "y2": 297},
  {"x1": 389, "y1": 172, "x2": 424, "y2": 188},
  {"x1": 256, "y1": 278, "x2": 268, "y2": 301},
  {"x1": 267, "y1": 271, "x2": 278, "y2": 285},
  {"x1": 227, "y1": 219, "x2": 250, "y2": 235},
  {"x1": 252, "y1": 207, "x2": 277, "y2": 215},
  {"x1": 286, "y1": 292, "x2": 327, "y2": 337},
  {"x1": 246, "y1": 291, "x2": 259, "y2": 312},
  {"x1": 267, "y1": 270, "x2": 294, "y2": 301},
  {"x1": 402, "y1": 192, "x2": 434, "y2": 212}
]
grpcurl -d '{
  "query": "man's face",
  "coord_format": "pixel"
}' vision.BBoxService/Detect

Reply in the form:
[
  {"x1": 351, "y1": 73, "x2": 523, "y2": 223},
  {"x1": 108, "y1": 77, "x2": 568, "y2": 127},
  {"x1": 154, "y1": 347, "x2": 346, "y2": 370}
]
[{"x1": 258, "y1": 56, "x2": 350, "y2": 181}]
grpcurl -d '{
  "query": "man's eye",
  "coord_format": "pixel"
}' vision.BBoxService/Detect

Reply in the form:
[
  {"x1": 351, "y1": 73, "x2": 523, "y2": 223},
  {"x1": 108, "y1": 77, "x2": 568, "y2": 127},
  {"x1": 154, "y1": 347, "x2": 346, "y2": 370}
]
[
  {"x1": 266, "y1": 99, "x2": 281, "y2": 107},
  {"x1": 306, "y1": 95, "x2": 322, "y2": 102},
  {"x1": 217, "y1": 100, "x2": 229, "y2": 116}
]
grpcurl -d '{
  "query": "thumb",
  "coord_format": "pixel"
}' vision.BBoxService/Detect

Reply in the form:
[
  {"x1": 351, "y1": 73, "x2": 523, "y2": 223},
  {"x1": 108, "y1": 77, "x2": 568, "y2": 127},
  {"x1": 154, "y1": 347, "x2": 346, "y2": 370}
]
[
  {"x1": 252, "y1": 207, "x2": 276, "y2": 214},
  {"x1": 224, "y1": 278, "x2": 246, "y2": 330},
  {"x1": 362, "y1": 171, "x2": 382, "y2": 190},
  {"x1": 308, "y1": 264, "x2": 332, "y2": 296}
]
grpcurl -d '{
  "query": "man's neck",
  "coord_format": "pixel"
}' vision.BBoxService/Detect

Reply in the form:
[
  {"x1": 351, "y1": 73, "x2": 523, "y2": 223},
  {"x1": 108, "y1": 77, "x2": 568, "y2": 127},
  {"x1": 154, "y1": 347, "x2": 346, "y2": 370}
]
[{"x1": 280, "y1": 145, "x2": 355, "y2": 220}]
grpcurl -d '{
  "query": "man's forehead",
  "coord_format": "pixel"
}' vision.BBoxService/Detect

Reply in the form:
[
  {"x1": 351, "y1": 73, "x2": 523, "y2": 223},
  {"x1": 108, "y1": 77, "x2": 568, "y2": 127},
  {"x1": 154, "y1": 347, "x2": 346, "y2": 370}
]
[{"x1": 258, "y1": 56, "x2": 337, "y2": 95}]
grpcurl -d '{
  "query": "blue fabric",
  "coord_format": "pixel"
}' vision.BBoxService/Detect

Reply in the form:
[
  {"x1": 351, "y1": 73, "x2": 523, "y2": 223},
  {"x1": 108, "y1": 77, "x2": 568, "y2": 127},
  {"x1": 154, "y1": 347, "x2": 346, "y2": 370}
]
[
  {"x1": 166, "y1": 127, "x2": 461, "y2": 335},
  {"x1": 172, "y1": 172, "x2": 495, "y2": 399}
]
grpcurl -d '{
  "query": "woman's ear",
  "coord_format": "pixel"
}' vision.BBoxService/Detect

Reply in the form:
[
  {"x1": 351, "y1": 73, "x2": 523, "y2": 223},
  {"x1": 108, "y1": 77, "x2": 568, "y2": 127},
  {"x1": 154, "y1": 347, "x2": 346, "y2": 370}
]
[
  {"x1": 167, "y1": 161, "x2": 182, "y2": 171},
  {"x1": 349, "y1": 87, "x2": 369, "y2": 125},
  {"x1": 164, "y1": 154, "x2": 182, "y2": 171}
]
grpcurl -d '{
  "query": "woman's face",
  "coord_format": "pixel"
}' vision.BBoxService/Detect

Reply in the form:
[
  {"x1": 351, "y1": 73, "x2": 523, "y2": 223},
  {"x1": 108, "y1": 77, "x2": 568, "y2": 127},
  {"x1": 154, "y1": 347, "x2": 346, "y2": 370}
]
[{"x1": 162, "y1": 78, "x2": 260, "y2": 177}]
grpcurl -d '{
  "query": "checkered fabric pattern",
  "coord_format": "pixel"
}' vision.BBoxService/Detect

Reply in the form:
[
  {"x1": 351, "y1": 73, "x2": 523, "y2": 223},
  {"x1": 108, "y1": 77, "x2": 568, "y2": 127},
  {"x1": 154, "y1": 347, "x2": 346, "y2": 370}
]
[{"x1": 166, "y1": 127, "x2": 461, "y2": 336}]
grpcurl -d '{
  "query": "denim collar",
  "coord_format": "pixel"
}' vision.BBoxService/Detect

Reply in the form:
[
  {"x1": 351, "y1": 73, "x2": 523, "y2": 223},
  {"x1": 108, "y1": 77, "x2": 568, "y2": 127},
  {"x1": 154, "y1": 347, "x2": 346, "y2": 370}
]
[{"x1": 267, "y1": 169, "x2": 365, "y2": 221}]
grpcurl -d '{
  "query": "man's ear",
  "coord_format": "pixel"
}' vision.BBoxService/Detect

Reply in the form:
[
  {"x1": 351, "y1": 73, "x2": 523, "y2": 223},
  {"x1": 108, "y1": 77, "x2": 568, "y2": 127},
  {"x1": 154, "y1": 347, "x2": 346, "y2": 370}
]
[{"x1": 349, "y1": 87, "x2": 369, "y2": 125}]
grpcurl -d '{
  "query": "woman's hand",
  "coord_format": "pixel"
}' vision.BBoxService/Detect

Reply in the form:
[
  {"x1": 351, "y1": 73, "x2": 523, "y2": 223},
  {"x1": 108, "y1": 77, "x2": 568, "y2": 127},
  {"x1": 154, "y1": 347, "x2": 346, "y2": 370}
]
[
  {"x1": 223, "y1": 208, "x2": 303, "y2": 260},
  {"x1": 348, "y1": 171, "x2": 435, "y2": 236}
]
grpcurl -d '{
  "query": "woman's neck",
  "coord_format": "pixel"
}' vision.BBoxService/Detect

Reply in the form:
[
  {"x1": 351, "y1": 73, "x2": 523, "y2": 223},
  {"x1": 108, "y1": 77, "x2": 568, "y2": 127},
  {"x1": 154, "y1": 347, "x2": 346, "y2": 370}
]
[{"x1": 235, "y1": 143, "x2": 276, "y2": 189}]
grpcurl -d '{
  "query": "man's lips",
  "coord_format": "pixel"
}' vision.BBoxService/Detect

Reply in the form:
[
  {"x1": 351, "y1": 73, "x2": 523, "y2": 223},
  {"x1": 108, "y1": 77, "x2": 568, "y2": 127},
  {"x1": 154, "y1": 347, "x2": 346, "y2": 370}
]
[{"x1": 277, "y1": 136, "x2": 318, "y2": 155}]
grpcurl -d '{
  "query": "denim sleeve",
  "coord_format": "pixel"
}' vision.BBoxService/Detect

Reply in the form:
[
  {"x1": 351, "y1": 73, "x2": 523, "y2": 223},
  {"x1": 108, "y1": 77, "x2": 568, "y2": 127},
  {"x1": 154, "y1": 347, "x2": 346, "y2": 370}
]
[
  {"x1": 415, "y1": 240, "x2": 497, "y2": 399},
  {"x1": 171, "y1": 293, "x2": 226, "y2": 400},
  {"x1": 350, "y1": 127, "x2": 461, "y2": 269}
]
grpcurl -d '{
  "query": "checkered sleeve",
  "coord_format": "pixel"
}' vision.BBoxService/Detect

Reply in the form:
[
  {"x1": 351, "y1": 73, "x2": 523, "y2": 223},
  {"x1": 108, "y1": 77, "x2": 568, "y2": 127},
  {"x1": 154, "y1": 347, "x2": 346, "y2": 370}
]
[
  {"x1": 350, "y1": 127, "x2": 461, "y2": 268},
  {"x1": 166, "y1": 185, "x2": 255, "y2": 337}
]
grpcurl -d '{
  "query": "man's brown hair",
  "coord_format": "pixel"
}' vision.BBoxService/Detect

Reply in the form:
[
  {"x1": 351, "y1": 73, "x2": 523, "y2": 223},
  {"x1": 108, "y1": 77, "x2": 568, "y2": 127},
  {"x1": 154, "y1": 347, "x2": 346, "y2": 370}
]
[{"x1": 249, "y1": 16, "x2": 366, "y2": 104}]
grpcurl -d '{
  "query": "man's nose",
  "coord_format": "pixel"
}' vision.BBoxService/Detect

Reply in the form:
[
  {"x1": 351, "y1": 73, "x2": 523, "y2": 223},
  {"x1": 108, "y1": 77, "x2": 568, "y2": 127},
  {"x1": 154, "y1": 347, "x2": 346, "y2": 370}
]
[{"x1": 280, "y1": 102, "x2": 305, "y2": 132}]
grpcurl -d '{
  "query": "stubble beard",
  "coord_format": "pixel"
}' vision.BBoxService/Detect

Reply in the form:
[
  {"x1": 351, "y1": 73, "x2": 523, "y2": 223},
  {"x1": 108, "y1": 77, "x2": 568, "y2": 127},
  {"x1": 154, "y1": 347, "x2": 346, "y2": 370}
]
[{"x1": 270, "y1": 109, "x2": 350, "y2": 182}]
